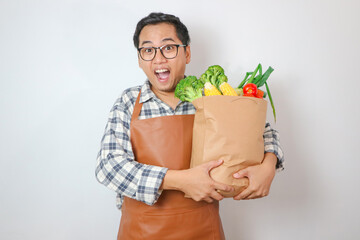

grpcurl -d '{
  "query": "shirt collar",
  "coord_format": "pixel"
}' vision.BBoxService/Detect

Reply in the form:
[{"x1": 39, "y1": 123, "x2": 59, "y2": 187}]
[
  {"x1": 139, "y1": 79, "x2": 188, "y2": 108},
  {"x1": 139, "y1": 80, "x2": 156, "y2": 103}
]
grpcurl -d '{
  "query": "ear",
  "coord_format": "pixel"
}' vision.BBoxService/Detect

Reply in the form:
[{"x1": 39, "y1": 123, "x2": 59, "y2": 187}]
[
  {"x1": 185, "y1": 45, "x2": 191, "y2": 64},
  {"x1": 138, "y1": 55, "x2": 142, "y2": 69}
]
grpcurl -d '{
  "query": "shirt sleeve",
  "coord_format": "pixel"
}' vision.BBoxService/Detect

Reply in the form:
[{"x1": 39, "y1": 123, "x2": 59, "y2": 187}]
[
  {"x1": 263, "y1": 122, "x2": 285, "y2": 171},
  {"x1": 95, "y1": 93, "x2": 168, "y2": 206}
]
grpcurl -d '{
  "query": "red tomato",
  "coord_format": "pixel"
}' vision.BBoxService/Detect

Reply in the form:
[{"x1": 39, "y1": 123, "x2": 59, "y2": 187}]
[
  {"x1": 243, "y1": 83, "x2": 258, "y2": 96},
  {"x1": 256, "y1": 89, "x2": 264, "y2": 98}
]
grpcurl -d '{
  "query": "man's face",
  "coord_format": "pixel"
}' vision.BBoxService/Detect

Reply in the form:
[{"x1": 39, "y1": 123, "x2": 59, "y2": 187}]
[{"x1": 138, "y1": 23, "x2": 191, "y2": 94}]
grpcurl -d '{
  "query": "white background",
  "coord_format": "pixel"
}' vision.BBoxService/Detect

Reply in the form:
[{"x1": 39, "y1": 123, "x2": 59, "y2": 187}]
[{"x1": 1, "y1": 0, "x2": 360, "y2": 239}]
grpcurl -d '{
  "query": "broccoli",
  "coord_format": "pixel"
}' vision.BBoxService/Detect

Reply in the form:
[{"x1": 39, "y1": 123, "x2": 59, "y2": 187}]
[
  {"x1": 215, "y1": 74, "x2": 228, "y2": 88},
  {"x1": 200, "y1": 65, "x2": 228, "y2": 91},
  {"x1": 208, "y1": 65, "x2": 225, "y2": 77},
  {"x1": 174, "y1": 76, "x2": 204, "y2": 102}
]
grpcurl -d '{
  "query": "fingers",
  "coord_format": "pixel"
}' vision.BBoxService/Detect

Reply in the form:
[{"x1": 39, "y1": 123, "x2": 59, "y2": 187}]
[
  {"x1": 206, "y1": 159, "x2": 224, "y2": 171},
  {"x1": 233, "y1": 188, "x2": 252, "y2": 200},
  {"x1": 233, "y1": 168, "x2": 248, "y2": 179},
  {"x1": 189, "y1": 159, "x2": 237, "y2": 203},
  {"x1": 213, "y1": 181, "x2": 234, "y2": 193},
  {"x1": 210, "y1": 191, "x2": 224, "y2": 201},
  {"x1": 191, "y1": 182, "x2": 231, "y2": 202},
  {"x1": 195, "y1": 184, "x2": 230, "y2": 202},
  {"x1": 246, "y1": 188, "x2": 269, "y2": 199},
  {"x1": 233, "y1": 186, "x2": 269, "y2": 200},
  {"x1": 200, "y1": 190, "x2": 224, "y2": 202}
]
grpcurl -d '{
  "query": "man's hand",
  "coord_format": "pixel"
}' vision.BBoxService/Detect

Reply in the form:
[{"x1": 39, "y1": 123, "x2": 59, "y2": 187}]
[
  {"x1": 162, "y1": 159, "x2": 234, "y2": 203},
  {"x1": 232, "y1": 152, "x2": 277, "y2": 200}
]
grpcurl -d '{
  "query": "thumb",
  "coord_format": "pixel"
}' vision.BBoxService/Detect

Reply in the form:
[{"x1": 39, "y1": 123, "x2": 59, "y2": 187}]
[
  {"x1": 206, "y1": 159, "x2": 224, "y2": 172},
  {"x1": 233, "y1": 168, "x2": 248, "y2": 179}
]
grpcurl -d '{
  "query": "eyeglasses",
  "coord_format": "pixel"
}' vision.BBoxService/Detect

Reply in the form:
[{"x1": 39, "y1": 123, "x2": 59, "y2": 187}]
[{"x1": 137, "y1": 44, "x2": 187, "y2": 61}]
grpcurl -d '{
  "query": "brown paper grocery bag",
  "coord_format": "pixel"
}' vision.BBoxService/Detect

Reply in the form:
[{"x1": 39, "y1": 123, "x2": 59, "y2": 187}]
[{"x1": 190, "y1": 96, "x2": 267, "y2": 197}]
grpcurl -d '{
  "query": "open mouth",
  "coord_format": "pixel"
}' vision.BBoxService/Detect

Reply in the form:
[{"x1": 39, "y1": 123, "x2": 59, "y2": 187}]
[{"x1": 155, "y1": 68, "x2": 170, "y2": 82}]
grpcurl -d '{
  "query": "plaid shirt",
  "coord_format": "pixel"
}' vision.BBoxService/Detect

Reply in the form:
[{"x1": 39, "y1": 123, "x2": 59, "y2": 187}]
[{"x1": 96, "y1": 80, "x2": 284, "y2": 209}]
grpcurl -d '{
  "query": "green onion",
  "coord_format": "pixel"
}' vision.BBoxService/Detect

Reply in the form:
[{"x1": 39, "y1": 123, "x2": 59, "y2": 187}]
[
  {"x1": 257, "y1": 66, "x2": 274, "y2": 87},
  {"x1": 265, "y1": 82, "x2": 276, "y2": 122}
]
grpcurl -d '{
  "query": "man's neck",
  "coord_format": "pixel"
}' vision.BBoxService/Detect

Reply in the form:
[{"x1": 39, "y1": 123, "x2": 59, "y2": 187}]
[{"x1": 151, "y1": 86, "x2": 180, "y2": 110}]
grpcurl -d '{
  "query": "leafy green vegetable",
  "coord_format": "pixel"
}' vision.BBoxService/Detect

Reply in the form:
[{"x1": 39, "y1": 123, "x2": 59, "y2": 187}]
[
  {"x1": 235, "y1": 88, "x2": 243, "y2": 96},
  {"x1": 237, "y1": 63, "x2": 277, "y2": 122},
  {"x1": 265, "y1": 82, "x2": 276, "y2": 122},
  {"x1": 200, "y1": 70, "x2": 216, "y2": 86},
  {"x1": 257, "y1": 66, "x2": 274, "y2": 87},
  {"x1": 247, "y1": 64, "x2": 262, "y2": 84},
  {"x1": 237, "y1": 71, "x2": 253, "y2": 89},
  {"x1": 216, "y1": 74, "x2": 228, "y2": 88},
  {"x1": 174, "y1": 76, "x2": 203, "y2": 102},
  {"x1": 200, "y1": 65, "x2": 228, "y2": 91}
]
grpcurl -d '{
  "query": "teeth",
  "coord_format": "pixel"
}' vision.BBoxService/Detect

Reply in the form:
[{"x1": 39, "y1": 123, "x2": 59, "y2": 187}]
[{"x1": 155, "y1": 69, "x2": 169, "y2": 73}]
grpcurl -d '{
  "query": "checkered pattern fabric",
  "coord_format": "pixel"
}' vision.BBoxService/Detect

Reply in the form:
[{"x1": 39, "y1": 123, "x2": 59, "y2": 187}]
[{"x1": 95, "y1": 80, "x2": 284, "y2": 209}]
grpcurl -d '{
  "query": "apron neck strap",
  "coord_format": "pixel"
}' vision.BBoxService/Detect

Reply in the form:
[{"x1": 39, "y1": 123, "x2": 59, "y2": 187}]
[{"x1": 131, "y1": 91, "x2": 143, "y2": 121}]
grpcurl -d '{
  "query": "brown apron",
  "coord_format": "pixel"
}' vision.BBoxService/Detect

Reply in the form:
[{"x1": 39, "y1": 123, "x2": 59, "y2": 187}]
[{"x1": 117, "y1": 92, "x2": 225, "y2": 240}]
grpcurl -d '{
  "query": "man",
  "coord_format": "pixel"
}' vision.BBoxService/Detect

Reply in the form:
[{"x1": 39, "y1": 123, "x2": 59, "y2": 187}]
[{"x1": 96, "y1": 12, "x2": 284, "y2": 239}]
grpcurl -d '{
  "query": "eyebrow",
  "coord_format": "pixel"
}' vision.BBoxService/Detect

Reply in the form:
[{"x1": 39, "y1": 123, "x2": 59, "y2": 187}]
[
  {"x1": 140, "y1": 40, "x2": 153, "y2": 46},
  {"x1": 162, "y1": 38, "x2": 176, "y2": 43},
  {"x1": 140, "y1": 38, "x2": 176, "y2": 46}
]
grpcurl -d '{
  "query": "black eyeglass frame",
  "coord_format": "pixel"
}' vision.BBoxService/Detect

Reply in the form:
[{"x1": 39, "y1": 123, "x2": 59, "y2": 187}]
[{"x1": 137, "y1": 44, "x2": 187, "y2": 61}]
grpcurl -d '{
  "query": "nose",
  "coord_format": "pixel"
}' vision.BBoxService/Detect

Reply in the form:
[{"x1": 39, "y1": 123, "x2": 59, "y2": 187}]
[{"x1": 153, "y1": 49, "x2": 167, "y2": 64}]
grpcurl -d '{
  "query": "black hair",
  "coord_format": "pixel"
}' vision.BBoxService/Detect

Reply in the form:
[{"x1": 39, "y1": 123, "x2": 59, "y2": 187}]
[{"x1": 133, "y1": 12, "x2": 190, "y2": 48}]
